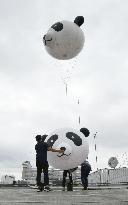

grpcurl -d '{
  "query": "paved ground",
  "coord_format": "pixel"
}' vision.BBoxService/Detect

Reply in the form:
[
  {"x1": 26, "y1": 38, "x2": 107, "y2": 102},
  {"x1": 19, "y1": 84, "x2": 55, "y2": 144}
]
[{"x1": 0, "y1": 186, "x2": 128, "y2": 205}]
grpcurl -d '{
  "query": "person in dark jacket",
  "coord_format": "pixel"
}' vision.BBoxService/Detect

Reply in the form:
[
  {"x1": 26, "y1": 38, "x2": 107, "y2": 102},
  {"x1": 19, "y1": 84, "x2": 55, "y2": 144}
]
[
  {"x1": 81, "y1": 160, "x2": 91, "y2": 190},
  {"x1": 35, "y1": 134, "x2": 64, "y2": 192}
]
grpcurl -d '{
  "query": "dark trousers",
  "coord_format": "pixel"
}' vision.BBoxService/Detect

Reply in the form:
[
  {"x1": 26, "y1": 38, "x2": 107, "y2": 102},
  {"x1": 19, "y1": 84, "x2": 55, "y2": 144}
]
[
  {"x1": 36, "y1": 161, "x2": 49, "y2": 187},
  {"x1": 81, "y1": 176, "x2": 88, "y2": 189},
  {"x1": 81, "y1": 170, "x2": 90, "y2": 189},
  {"x1": 62, "y1": 170, "x2": 73, "y2": 188}
]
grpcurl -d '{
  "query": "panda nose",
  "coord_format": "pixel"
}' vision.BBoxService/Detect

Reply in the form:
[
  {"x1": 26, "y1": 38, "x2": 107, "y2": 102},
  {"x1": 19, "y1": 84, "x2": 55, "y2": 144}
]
[
  {"x1": 43, "y1": 34, "x2": 52, "y2": 41},
  {"x1": 60, "y1": 146, "x2": 66, "y2": 151},
  {"x1": 43, "y1": 35, "x2": 46, "y2": 45},
  {"x1": 43, "y1": 35, "x2": 46, "y2": 40}
]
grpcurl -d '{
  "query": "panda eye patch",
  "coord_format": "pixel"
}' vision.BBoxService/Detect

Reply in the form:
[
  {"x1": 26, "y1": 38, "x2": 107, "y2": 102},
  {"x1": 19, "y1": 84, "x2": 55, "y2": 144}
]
[
  {"x1": 66, "y1": 132, "x2": 82, "y2": 146},
  {"x1": 47, "y1": 134, "x2": 58, "y2": 147},
  {"x1": 51, "y1": 22, "x2": 63, "y2": 32}
]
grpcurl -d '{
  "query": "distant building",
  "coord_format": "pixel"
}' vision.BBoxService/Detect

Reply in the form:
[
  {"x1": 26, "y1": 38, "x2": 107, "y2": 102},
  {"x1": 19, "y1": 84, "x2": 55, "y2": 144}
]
[
  {"x1": 22, "y1": 161, "x2": 128, "y2": 185},
  {"x1": 1, "y1": 175, "x2": 15, "y2": 184},
  {"x1": 89, "y1": 167, "x2": 128, "y2": 185},
  {"x1": 22, "y1": 161, "x2": 37, "y2": 184}
]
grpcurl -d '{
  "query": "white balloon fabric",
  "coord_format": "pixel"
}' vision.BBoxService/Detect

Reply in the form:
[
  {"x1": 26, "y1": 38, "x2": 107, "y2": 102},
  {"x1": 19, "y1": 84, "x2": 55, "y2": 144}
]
[
  {"x1": 43, "y1": 16, "x2": 85, "y2": 60},
  {"x1": 45, "y1": 127, "x2": 89, "y2": 170},
  {"x1": 108, "y1": 157, "x2": 118, "y2": 168}
]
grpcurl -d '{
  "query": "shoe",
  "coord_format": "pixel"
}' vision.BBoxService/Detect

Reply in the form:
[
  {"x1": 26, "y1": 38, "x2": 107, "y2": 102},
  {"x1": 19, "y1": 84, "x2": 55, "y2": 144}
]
[
  {"x1": 34, "y1": 185, "x2": 39, "y2": 189},
  {"x1": 44, "y1": 186, "x2": 51, "y2": 192},
  {"x1": 37, "y1": 186, "x2": 43, "y2": 192},
  {"x1": 82, "y1": 187, "x2": 87, "y2": 190}
]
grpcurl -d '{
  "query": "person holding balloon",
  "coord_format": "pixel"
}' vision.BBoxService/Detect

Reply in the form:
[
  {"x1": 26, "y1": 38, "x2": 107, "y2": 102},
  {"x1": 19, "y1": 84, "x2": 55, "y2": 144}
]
[{"x1": 35, "y1": 134, "x2": 64, "y2": 192}]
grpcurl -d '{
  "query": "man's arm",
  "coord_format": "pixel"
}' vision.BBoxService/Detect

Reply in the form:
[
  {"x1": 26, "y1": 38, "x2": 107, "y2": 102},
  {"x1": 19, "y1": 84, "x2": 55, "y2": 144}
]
[{"x1": 48, "y1": 147, "x2": 64, "y2": 153}]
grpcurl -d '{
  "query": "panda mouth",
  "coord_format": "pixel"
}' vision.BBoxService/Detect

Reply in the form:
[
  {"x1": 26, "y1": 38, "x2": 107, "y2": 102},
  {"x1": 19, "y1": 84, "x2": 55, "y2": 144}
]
[
  {"x1": 57, "y1": 153, "x2": 71, "y2": 157},
  {"x1": 43, "y1": 35, "x2": 52, "y2": 45}
]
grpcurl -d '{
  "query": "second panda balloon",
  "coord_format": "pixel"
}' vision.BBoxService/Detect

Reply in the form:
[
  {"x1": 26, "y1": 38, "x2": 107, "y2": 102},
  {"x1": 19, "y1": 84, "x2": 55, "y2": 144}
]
[{"x1": 43, "y1": 16, "x2": 85, "y2": 60}]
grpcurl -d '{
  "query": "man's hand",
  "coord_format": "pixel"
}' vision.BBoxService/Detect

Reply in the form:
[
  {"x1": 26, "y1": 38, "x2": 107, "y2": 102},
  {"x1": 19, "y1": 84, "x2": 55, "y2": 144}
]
[{"x1": 48, "y1": 147, "x2": 64, "y2": 153}]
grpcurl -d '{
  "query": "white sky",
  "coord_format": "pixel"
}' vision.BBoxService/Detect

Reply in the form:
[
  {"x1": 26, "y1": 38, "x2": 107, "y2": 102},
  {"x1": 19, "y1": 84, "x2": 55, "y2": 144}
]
[{"x1": 0, "y1": 0, "x2": 128, "y2": 179}]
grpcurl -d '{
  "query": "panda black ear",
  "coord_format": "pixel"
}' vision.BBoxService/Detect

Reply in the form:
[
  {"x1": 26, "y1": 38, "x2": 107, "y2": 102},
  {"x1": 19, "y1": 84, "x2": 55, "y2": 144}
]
[
  {"x1": 74, "y1": 16, "x2": 84, "y2": 27},
  {"x1": 80, "y1": 128, "x2": 90, "y2": 137}
]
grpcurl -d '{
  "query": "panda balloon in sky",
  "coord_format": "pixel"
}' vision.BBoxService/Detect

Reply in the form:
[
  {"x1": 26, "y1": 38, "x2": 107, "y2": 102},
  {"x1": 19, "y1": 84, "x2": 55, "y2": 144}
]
[
  {"x1": 43, "y1": 16, "x2": 85, "y2": 60},
  {"x1": 45, "y1": 127, "x2": 90, "y2": 170}
]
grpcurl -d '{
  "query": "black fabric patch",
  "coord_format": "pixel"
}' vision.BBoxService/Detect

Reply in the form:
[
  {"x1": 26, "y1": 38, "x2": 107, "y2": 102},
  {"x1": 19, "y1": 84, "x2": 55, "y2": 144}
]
[
  {"x1": 80, "y1": 128, "x2": 90, "y2": 137},
  {"x1": 66, "y1": 132, "x2": 82, "y2": 146},
  {"x1": 51, "y1": 22, "x2": 63, "y2": 32},
  {"x1": 74, "y1": 16, "x2": 84, "y2": 27},
  {"x1": 47, "y1": 134, "x2": 58, "y2": 147}
]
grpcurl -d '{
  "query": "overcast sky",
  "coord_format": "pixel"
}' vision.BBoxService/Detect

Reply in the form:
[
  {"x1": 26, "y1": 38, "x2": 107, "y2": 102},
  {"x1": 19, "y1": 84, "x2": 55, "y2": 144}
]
[{"x1": 0, "y1": 0, "x2": 128, "y2": 179}]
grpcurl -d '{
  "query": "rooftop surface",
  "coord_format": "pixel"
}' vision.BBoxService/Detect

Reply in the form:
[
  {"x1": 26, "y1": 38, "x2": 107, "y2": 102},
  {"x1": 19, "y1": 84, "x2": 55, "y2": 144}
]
[{"x1": 0, "y1": 186, "x2": 128, "y2": 205}]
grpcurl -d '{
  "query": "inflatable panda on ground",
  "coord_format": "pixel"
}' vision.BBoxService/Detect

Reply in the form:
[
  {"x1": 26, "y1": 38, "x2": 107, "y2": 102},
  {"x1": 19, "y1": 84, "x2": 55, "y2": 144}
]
[
  {"x1": 43, "y1": 16, "x2": 85, "y2": 60},
  {"x1": 45, "y1": 127, "x2": 90, "y2": 170}
]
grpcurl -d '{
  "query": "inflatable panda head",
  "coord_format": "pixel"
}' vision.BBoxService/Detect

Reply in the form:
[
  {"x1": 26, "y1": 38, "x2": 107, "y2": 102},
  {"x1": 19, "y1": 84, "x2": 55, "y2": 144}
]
[
  {"x1": 45, "y1": 127, "x2": 90, "y2": 170},
  {"x1": 43, "y1": 16, "x2": 85, "y2": 60}
]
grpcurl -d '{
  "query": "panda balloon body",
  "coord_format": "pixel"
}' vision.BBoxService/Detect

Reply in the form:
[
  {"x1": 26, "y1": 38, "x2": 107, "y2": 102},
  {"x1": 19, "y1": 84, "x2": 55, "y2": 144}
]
[
  {"x1": 45, "y1": 127, "x2": 90, "y2": 170},
  {"x1": 43, "y1": 16, "x2": 85, "y2": 60}
]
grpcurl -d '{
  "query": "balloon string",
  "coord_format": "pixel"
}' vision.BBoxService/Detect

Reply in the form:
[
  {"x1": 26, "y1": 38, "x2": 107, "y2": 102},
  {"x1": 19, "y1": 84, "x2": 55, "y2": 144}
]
[
  {"x1": 78, "y1": 116, "x2": 80, "y2": 125},
  {"x1": 94, "y1": 132, "x2": 98, "y2": 171},
  {"x1": 78, "y1": 99, "x2": 81, "y2": 125},
  {"x1": 66, "y1": 83, "x2": 68, "y2": 96}
]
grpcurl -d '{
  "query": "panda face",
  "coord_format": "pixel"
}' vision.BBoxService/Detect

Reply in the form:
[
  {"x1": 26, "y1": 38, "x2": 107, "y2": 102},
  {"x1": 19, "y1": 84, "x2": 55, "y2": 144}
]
[
  {"x1": 43, "y1": 17, "x2": 85, "y2": 60},
  {"x1": 45, "y1": 128, "x2": 89, "y2": 170}
]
